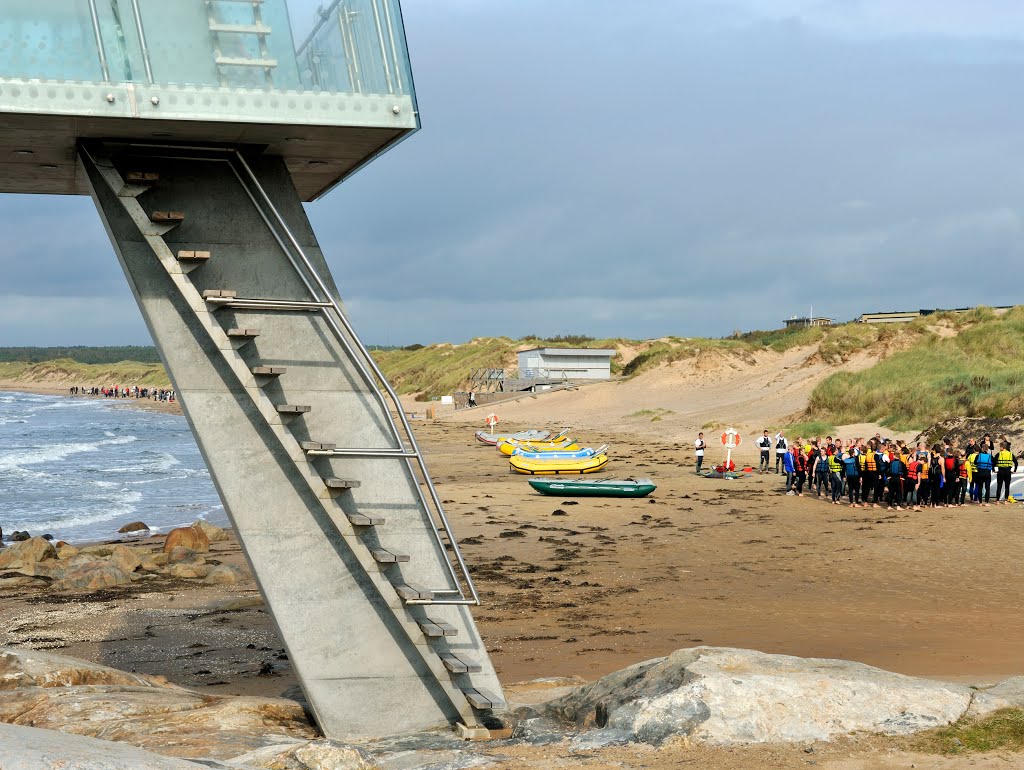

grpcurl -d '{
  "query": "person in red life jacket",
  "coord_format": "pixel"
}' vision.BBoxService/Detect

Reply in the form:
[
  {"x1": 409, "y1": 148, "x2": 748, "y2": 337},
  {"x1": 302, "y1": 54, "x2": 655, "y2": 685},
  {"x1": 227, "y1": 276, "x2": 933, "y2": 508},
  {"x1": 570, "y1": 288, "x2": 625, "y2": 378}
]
[
  {"x1": 943, "y1": 450, "x2": 961, "y2": 507},
  {"x1": 793, "y1": 445, "x2": 807, "y2": 496},
  {"x1": 956, "y1": 451, "x2": 970, "y2": 506},
  {"x1": 906, "y1": 454, "x2": 921, "y2": 510}
]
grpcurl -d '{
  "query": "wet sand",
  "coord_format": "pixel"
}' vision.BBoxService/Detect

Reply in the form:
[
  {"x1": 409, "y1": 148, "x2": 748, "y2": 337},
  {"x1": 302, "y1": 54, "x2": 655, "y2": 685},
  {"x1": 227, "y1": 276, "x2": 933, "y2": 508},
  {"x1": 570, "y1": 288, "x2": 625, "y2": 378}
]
[{"x1": 3, "y1": 418, "x2": 1024, "y2": 702}]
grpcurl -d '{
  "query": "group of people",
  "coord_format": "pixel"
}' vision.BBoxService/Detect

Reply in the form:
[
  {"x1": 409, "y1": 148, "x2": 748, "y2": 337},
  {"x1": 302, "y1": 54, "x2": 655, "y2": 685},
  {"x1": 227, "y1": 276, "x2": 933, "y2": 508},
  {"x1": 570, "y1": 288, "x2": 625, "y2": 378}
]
[
  {"x1": 70, "y1": 385, "x2": 176, "y2": 403},
  {"x1": 762, "y1": 430, "x2": 1019, "y2": 509}
]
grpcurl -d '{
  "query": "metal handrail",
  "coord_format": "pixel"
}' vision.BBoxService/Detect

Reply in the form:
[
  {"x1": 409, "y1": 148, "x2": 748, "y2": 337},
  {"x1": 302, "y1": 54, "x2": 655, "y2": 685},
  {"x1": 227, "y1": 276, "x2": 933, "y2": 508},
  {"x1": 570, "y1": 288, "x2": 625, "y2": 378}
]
[
  {"x1": 107, "y1": 142, "x2": 480, "y2": 605},
  {"x1": 128, "y1": 0, "x2": 154, "y2": 82},
  {"x1": 87, "y1": 0, "x2": 111, "y2": 82}
]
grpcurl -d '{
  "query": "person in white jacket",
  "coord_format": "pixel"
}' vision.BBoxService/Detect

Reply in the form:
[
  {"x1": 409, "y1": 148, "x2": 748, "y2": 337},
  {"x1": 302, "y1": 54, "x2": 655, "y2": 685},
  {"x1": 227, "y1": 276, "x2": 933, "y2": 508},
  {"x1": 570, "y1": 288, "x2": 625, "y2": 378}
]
[{"x1": 774, "y1": 431, "x2": 788, "y2": 474}]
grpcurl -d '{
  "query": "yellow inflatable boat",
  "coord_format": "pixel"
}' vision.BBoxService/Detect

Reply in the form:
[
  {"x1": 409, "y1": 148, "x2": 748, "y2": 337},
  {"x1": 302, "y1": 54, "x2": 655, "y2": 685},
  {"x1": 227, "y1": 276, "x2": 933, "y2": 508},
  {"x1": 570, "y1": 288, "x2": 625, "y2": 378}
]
[
  {"x1": 497, "y1": 439, "x2": 581, "y2": 456},
  {"x1": 509, "y1": 453, "x2": 609, "y2": 475}
]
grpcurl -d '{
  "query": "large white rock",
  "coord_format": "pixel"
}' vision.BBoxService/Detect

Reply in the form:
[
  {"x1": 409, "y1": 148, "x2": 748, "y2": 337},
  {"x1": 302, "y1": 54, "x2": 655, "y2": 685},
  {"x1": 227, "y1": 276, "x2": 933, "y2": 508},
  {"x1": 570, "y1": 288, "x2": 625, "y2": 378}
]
[
  {"x1": 0, "y1": 722, "x2": 211, "y2": 769},
  {"x1": 539, "y1": 647, "x2": 974, "y2": 745},
  {"x1": 969, "y1": 676, "x2": 1024, "y2": 717}
]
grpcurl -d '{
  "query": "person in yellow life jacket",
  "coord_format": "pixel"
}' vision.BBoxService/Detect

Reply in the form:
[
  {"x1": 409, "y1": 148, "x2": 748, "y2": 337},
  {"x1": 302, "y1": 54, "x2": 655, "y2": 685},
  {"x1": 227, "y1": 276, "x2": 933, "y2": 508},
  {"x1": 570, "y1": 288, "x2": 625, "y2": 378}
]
[
  {"x1": 827, "y1": 451, "x2": 844, "y2": 504},
  {"x1": 859, "y1": 442, "x2": 880, "y2": 507},
  {"x1": 917, "y1": 454, "x2": 930, "y2": 507},
  {"x1": 967, "y1": 450, "x2": 979, "y2": 503},
  {"x1": 994, "y1": 441, "x2": 1018, "y2": 503},
  {"x1": 957, "y1": 451, "x2": 970, "y2": 506}
]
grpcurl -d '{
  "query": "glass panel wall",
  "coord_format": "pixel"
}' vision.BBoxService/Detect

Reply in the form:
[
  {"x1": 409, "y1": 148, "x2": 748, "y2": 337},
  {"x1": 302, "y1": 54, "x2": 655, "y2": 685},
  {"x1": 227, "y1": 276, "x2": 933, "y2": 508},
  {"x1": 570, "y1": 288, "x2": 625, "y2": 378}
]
[{"x1": 0, "y1": 0, "x2": 414, "y2": 99}]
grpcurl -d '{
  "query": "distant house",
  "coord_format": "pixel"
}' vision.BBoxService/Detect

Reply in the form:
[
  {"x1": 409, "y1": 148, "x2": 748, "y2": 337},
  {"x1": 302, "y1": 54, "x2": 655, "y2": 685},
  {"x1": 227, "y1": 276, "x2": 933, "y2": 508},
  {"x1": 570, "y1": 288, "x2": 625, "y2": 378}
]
[
  {"x1": 517, "y1": 347, "x2": 615, "y2": 380},
  {"x1": 859, "y1": 306, "x2": 1016, "y2": 324},
  {"x1": 784, "y1": 316, "x2": 833, "y2": 328}
]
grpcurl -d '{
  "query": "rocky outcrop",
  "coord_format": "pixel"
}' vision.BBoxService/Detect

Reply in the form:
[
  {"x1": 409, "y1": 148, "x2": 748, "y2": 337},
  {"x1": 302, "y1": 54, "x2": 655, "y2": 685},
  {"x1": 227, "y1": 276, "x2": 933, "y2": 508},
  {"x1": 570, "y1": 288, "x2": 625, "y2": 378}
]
[
  {"x1": 164, "y1": 527, "x2": 210, "y2": 554},
  {"x1": 193, "y1": 520, "x2": 229, "y2": 543},
  {"x1": 229, "y1": 742, "x2": 372, "y2": 769},
  {"x1": 0, "y1": 537, "x2": 57, "y2": 569},
  {"x1": 534, "y1": 647, "x2": 975, "y2": 745},
  {"x1": 969, "y1": 677, "x2": 1024, "y2": 717},
  {"x1": 108, "y1": 544, "x2": 142, "y2": 574},
  {"x1": 0, "y1": 722, "x2": 214, "y2": 769},
  {"x1": 0, "y1": 647, "x2": 317, "y2": 760}
]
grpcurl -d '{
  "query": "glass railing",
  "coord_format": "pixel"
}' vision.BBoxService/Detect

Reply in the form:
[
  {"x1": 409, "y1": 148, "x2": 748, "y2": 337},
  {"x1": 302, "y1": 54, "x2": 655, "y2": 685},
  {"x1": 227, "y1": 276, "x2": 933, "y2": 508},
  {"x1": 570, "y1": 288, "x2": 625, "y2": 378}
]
[{"x1": 0, "y1": 0, "x2": 416, "y2": 126}]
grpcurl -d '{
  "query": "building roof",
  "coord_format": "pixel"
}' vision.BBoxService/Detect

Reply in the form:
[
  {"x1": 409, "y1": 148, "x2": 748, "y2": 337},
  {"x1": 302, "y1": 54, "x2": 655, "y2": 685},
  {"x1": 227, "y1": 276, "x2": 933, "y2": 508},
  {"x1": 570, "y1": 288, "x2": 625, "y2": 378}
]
[{"x1": 518, "y1": 348, "x2": 617, "y2": 357}]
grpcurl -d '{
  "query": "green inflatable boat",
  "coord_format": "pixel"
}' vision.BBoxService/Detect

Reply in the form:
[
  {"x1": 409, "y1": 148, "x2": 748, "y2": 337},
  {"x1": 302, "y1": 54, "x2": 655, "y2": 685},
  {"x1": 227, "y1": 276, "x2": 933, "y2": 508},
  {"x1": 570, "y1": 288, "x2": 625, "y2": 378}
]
[{"x1": 528, "y1": 478, "x2": 656, "y2": 498}]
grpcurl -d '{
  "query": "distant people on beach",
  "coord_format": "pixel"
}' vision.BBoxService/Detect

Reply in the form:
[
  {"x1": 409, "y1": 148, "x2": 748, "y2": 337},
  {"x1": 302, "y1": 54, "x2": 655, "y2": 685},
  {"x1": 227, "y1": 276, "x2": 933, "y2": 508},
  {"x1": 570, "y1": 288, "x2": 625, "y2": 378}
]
[
  {"x1": 776, "y1": 433, "x2": 1020, "y2": 509},
  {"x1": 757, "y1": 430, "x2": 772, "y2": 473},
  {"x1": 694, "y1": 432, "x2": 706, "y2": 473},
  {"x1": 71, "y1": 385, "x2": 175, "y2": 403}
]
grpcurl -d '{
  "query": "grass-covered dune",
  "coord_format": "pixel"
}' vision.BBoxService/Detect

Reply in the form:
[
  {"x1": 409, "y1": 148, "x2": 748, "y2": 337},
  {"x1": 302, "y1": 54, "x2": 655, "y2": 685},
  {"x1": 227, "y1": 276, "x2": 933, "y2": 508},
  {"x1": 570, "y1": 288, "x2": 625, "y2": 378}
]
[
  {"x1": 805, "y1": 307, "x2": 1024, "y2": 431},
  {"x1": 0, "y1": 359, "x2": 171, "y2": 388}
]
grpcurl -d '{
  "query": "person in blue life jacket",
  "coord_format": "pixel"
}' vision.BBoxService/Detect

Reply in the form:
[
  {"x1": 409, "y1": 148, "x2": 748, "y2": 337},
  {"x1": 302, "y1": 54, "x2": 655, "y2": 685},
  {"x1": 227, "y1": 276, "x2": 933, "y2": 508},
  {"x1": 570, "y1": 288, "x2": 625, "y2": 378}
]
[
  {"x1": 974, "y1": 443, "x2": 995, "y2": 507},
  {"x1": 886, "y1": 449, "x2": 907, "y2": 510},
  {"x1": 783, "y1": 446, "x2": 796, "y2": 495},
  {"x1": 841, "y1": 450, "x2": 861, "y2": 507}
]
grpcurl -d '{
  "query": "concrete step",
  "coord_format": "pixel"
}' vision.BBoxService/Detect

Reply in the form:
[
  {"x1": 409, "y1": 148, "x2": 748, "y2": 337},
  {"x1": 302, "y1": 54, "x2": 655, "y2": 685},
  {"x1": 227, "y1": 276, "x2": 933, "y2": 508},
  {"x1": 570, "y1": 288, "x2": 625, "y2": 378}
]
[
  {"x1": 393, "y1": 583, "x2": 433, "y2": 602},
  {"x1": 418, "y1": 619, "x2": 458, "y2": 638},
  {"x1": 346, "y1": 512, "x2": 384, "y2": 528},
  {"x1": 275, "y1": 404, "x2": 311, "y2": 414},
  {"x1": 251, "y1": 366, "x2": 286, "y2": 377},
  {"x1": 126, "y1": 171, "x2": 159, "y2": 183},
  {"x1": 299, "y1": 440, "x2": 336, "y2": 451},
  {"x1": 371, "y1": 549, "x2": 410, "y2": 564},
  {"x1": 462, "y1": 687, "x2": 505, "y2": 710},
  {"x1": 177, "y1": 250, "x2": 211, "y2": 262},
  {"x1": 150, "y1": 210, "x2": 185, "y2": 223},
  {"x1": 227, "y1": 328, "x2": 261, "y2": 339},
  {"x1": 439, "y1": 653, "x2": 483, "y2": 674},
  {"x1": 323, "y1": 477, "x2": 360, "y2": 491},
  {"x1": 202, "y1": 289, "x2": 237, "y2": 299}
]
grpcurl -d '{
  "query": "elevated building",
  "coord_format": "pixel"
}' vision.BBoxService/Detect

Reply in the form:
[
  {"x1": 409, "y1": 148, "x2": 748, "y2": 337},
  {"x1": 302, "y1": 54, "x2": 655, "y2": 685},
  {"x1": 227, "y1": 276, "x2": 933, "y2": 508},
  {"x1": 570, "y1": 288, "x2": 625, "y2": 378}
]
[
  {"x1": 0, "y1": 0, "x2": 502, "y2": 740},
  {"x1": 783, "y1": 316, "x2": 833, "y2": 328},
  {"x1": 517, "y1": 347, "x2": 616, "y2": 380}
]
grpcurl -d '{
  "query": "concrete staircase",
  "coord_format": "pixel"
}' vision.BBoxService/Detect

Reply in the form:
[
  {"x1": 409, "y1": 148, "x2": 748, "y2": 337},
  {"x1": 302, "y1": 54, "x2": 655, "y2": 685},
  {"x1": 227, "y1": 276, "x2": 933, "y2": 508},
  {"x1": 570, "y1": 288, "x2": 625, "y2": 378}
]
[{"x1": 79, "y1": 141, "x2": 504, "y2": 739}]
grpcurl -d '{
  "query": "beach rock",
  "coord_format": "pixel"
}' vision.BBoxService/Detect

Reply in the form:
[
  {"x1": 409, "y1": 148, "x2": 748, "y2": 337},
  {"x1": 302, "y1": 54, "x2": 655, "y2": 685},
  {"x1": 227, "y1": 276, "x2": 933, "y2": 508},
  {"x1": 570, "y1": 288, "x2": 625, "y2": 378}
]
[
  {"x1": 9, "y1": 561, "x2": 66, "y2": 580},
  {"x1": 205, "y1": 564, "x2": 246, "y2": 585},
  {"x1": 969, "y1": 677, "x2": 1024, "y2": 716},
  {"x1": 151, "y1": 552, "x2": 170, "y2": 567},
  {"x1": 167, "y1": 546, "x2": 203, "y2": 564},
  {"x1": 118, "y1": 521, "x2": 151, "y2": 534},
  {"x1": 536, "y1": 647, "x2": 973, "y2": 745},
  {"x1": 193, "y1": 519, "x2": 229, "y2": 543},
  {"x1": 170, "y1": 562, "x2": 210, "y2": 580},
  {"x1": 138, "y1": 555, "x2": 162, "y2": 572},
  {"x1": 55, "y1": 542, "x2": 79, "y2": 559},
  {"x1": 10, "y1": 531, "x2": 30, "y2": 542},
  {"x1": 0, "y1": 722, "x2": 213, "y2": 770},
  {"x1": 228, "y1": 741, "x2": 372, "y2": 769},
  {"x1": 42, "y1": 533, "x2": 54, "y2": 541},
  {"x1": 0, "y1": 648, "x2": 172, "y2": 690},
  {"x1": 0, "y1": 537, "x2": 57, "y2": 569},
  {"x1": 51, "y1": 562, "x2": 133, "y2": 592},
  {"x1": 108, "y1": 544, "x2": 142, "y2": 574},
  {"x1": 80, "y1": 545, "x2": 115, "y2": 558},
  {"x1": 164, "y1": 526, "x2": 210, "y2": 554}
]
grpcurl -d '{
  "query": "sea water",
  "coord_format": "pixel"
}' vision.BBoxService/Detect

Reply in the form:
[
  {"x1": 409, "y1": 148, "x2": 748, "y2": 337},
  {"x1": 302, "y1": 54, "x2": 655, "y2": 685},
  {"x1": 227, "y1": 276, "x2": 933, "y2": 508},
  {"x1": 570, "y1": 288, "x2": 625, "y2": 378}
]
[{"x1": 0, "y1": 391, "x2": 225, "y2": 544}]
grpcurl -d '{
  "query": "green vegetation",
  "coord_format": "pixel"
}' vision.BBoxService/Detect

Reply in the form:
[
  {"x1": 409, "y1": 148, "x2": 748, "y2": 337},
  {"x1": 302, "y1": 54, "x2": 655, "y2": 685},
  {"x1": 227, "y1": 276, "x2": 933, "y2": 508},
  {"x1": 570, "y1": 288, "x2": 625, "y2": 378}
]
[
  {"x1": 912, "y1": 709, "x2": 1024, "y2": 755},
  {"x1": 0, "y1": 359, "x2": 170, "y2": 387},
  {"x1": 785, "y1": 421, "x2": 836, "y2": 438},
  {"x1": 0, "y1": 346, "x2": 161, "y2": 364},
  {"x1": 806, "y1": 307, "x2": 1024, "y2": 431},
  {"x1": 628, "y1": 408, "x2": 675, "y2": 422}
]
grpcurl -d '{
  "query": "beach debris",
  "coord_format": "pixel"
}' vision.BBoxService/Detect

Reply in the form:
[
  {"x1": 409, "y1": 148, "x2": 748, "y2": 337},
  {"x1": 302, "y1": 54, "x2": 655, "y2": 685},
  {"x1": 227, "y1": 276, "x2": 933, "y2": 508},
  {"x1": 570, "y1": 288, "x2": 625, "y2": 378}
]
[
  {"x1": 164, "y1": 526, "x2": 210, "y2": 554},
  {"x1": 192, "y1": 519, "x2": 229, "y2": 543},
  {"x1": 118, "y1": 521, "x2": 151, "y2": 534},
  {"x1": 0, "y1": 537, "x2": 57, "y2": 570}
]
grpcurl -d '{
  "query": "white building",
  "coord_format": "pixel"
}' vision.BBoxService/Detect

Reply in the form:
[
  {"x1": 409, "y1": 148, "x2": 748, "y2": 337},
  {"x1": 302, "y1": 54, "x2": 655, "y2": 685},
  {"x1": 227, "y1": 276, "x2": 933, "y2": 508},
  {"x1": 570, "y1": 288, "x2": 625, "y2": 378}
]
[{"x1": 516, "y1": 347, "x2": 616, "y2": 380}]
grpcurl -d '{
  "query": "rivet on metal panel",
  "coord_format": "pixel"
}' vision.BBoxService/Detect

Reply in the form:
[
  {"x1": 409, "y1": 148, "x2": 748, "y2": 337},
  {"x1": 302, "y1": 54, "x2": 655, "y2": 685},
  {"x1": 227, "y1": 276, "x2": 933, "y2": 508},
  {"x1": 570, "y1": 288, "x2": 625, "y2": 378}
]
[
  {"x1": 392, "y1": 105, "x2": 400, "y2": 114},
  {"x1": 106, "y1": 94, "x2": 115, "y2": 103},
  {"x1": 151, "y1": 96, "x2": 160, "y2": 106}
]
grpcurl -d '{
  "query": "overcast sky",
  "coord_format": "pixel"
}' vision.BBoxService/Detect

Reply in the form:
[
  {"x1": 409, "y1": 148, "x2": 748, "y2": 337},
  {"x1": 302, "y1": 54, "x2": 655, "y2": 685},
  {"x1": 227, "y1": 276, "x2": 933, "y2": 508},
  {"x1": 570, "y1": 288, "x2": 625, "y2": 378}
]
[{"x1": 2, "y1": 0, "x2": 1022, "y2": 346}]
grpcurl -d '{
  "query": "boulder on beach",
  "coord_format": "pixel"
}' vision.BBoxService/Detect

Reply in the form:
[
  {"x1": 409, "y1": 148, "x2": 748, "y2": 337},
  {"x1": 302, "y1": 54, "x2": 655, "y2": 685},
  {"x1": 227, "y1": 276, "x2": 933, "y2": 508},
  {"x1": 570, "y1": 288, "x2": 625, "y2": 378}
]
[
  {"x1": 169, "y1": 562, "x2": 210, "y2": 580},
  {"x1": 204, "y1": 564, "x2": 246, "y2": 585},
  {"x1": 164, "y1": 526, "x2": 209, "y2": 554},
  {"x1": 51, "y1": 562, "x2": 133, "y2": 592},
  {"x1": 192, "y1": 519, "x2": 229, "y2": 543},
  {"x1": 970, "y1": 676, "x2": 1024, "y2": 717},
  {"x1": 118, "y1": 521, "x2": 151, "y2": 534},
  {"x1": 534, "y1": 647, "x2": 975, "y2": 746},
  {"x1": 0, "y1": 648, "x2": 171, "y2": 690},
  {"x1": 10, "y1": 531, "x2": 30, "y2": 542},
  {"x1": 0, "y1": 537, "x2": 57, "y2": 570},
  {"x1": 108, "y1": 544, "x2": 142, "y2": 574},
  {"x1": 167, "y1": 546, "x2": 202, "y2": 564}
]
